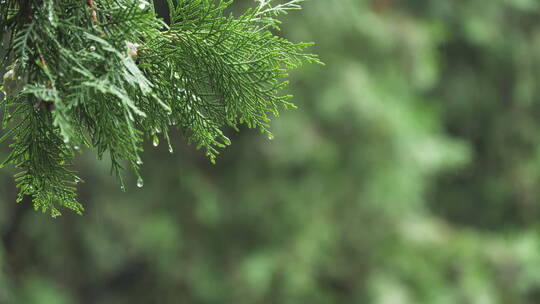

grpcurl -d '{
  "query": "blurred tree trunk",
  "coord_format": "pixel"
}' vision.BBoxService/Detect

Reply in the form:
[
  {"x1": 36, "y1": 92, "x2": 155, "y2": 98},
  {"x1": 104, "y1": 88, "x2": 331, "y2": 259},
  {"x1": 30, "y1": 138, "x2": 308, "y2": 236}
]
[{"x1": 373, "y1": 0, "x2": 398, "y2": 13}]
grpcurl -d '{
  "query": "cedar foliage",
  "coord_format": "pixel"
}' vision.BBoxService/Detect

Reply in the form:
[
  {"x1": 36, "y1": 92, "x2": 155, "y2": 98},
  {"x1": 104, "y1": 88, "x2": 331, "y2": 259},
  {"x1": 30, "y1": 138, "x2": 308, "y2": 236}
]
[{"x1": 0, "y1": 0, "x2": 320, "y2": 216}]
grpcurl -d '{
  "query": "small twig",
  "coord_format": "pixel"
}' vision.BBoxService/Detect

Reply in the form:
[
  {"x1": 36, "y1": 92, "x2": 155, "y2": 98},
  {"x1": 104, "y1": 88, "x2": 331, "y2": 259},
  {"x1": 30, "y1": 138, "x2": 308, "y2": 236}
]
[
  {"x1": 39, "y1": 54, "x2": 47, "y2": 68},
  {"x1": 87, "y1": 0, "x2": 98, "y2": 24},
  {"x1": 35, "y1": 54, "x2": 55, "y2": 111}
]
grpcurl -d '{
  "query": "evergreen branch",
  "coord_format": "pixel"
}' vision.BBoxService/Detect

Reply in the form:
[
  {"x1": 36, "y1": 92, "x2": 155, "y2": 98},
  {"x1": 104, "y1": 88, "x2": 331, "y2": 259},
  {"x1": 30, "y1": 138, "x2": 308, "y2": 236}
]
[{"x1": 0, "y1": 0, "x2": 320, "y2": 216}]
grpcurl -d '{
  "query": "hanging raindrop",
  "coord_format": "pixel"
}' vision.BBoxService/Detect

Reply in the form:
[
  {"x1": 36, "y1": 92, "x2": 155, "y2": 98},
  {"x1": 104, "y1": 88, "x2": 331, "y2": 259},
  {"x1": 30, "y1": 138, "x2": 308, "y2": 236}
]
[
  {"x1": 89, "y1": 45, "x2": 96, "y2": 51},
  {"x1": 3, "y1": 69, "x2": 14, "y2": 80},
  {"x1": 73, "y1": 145, "x2": 80, "y2": 150},
  {"x1": 152, "y1": 135, "x2": 159, "y2": 147},
  {"x1": 136, "y1": 177, "x2": 144, "y2": 188}
]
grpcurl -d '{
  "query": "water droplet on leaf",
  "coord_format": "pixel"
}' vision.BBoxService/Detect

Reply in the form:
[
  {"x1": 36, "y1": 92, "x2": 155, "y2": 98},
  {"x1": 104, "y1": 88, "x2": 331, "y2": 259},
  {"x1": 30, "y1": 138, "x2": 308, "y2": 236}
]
[
  {"x1": 136, "y1": 177, "x2": 144, "y2": 188},
  {"x1": 3, "y1": 69, "x2": 14, "y2": 80},
  {"x1": 152, "y1": 135, "x2": 159, "y2": 147}
]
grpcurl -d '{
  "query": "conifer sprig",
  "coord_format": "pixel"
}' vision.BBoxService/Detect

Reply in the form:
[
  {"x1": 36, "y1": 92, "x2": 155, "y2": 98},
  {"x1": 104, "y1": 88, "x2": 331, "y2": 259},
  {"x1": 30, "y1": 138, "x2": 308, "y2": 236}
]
[{"x1": 0, "y1": 0, "x2": 320, "y2": 216}]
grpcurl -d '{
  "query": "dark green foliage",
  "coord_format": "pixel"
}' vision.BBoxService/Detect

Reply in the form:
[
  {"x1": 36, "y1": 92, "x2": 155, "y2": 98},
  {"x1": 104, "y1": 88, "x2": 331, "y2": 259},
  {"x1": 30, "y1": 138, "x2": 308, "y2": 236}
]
[
  {"x1": 0, "y1": 0, "x2": 319, "y2": 215},
  {"x1": 3, "y1": 1, "x2": 540, "y2": 303}
]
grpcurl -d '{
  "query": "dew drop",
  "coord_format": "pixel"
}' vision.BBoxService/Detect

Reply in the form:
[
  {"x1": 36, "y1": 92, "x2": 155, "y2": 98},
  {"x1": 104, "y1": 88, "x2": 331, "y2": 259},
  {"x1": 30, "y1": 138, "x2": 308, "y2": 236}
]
[
  {"x1": 136, "y1": 177, "x2": 144, "y2": 188},
  {"x1": 168, "y1": 144, "x2": 173, "y2": 154},
  {"x1": 89, "y1": 45, "x2": 96, "y2": 51},
  {"x1": 136, "y1": 159, "x2": 143, "y2": 165},
  {"x1": 73, "y1": 145, "x2": 80, "y2": 150},
  {"x1": 152, "y1": 135, "x2": 159, "y2": 147},
  {"x1": 3, "y1": 69, "x2": 14, "y2": 80}
]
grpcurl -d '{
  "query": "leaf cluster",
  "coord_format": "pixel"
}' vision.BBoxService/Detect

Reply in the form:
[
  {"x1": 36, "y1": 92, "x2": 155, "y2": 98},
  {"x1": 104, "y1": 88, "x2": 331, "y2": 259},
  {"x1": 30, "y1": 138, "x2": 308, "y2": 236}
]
[{"x1": 0, "y1": 0, "x2": 320, "y2": 216}]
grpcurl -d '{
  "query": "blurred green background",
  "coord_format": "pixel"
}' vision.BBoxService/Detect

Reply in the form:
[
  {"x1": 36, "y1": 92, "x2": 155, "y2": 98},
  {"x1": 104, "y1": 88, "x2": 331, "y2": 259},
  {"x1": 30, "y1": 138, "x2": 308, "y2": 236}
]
[{"x1": 3, "y1": 0, "x2": 540, "y2": 303}]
